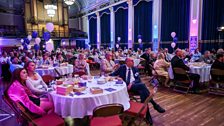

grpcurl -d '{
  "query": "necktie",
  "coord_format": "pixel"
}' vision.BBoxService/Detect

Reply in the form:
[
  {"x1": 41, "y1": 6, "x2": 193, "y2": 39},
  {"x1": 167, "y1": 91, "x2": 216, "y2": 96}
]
[{"x1": 126, "y1": 68, "x2": 131, "y2": 85}]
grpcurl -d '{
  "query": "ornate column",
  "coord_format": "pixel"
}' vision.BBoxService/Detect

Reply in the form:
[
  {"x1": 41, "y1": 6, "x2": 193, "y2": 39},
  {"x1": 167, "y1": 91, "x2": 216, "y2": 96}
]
[
  {"x1": 30, "y1": 0, "x2": 37, "y2": 23},
  {"x1": 127, "y1": 0, "x2": 134, "y2": 49},
  {"x1": 110, "y1": 7, "x2": 115, "y2": 48},
  {"x1": 96, "y1": 12, "x2": 101, "y2": 49}
]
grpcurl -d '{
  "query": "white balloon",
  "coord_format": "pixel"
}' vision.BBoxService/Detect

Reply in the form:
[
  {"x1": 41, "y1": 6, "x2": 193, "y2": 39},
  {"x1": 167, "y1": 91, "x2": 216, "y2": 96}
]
[
  {"x1": 171, "y1": 42, "x2": 176, "y2": 48},
  {"x1": 27, "y1": 35, "x2": 32, "y2": 41},
  {"x1": 21, "y1": 39, "x2": 24, "y2": 43},
  {"x1": 138, "y1": 39, "x2": 142, "y2": 43},
  {"x1": 117, "y1": 37, "x2": 121, "y2": 41},
  {"x1": 20, "y1": 45, "x2": 24, "y2": 50},
  {"x1": 27, "y1": 45, "x2": 31, "y2": 50},
  {"x1": 171, "y1": 32, "x2": 176, "y2": 38},
  {"x1": 46, "y1": 22, "x2": 54, "y2": 32},
  {"x1": 46, "y1": 41, "x2": 54, "y2": 52},
  {"x1": 116, "y1": 44, "x2": 119, "y2": 48},
  {"x1": 35, "y1": 37, "x2": 41, "y2": 45}
]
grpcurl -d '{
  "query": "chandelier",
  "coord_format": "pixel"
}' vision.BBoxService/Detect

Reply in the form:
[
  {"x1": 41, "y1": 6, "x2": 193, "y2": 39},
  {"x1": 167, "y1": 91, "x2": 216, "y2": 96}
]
[
  {"x1": 64, "y1": 0, "x2": 75, "y2": 5},
  {"x1": 44, "y1": 5, "x2": 57, "y2": 17}
]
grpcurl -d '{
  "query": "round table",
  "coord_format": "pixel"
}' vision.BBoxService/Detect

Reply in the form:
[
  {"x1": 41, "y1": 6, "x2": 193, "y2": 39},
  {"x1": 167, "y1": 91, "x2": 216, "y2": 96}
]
[
  {"x1": 36, "y1": 64, "x2": 73, "y2": 77},
  {"x1": 50, "y1": 78, "x2": 130, "y2": 118},
  {"x1": 168, "y1": 63, "x2": 211, "y2": 83}
]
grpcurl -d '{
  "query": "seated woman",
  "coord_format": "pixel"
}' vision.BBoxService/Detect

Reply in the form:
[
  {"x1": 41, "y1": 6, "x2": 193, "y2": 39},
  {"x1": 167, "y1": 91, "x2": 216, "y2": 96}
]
[
  {"x1": 25, "y1": 61, "x2": 48, "y2": 96},
  {"x1": 73, "y1": 54, "x2": 87, "y2": 75},
  {"x1": 153, "y1": 53, "x2": 170, "y2": 87},
  {"x1": 5, "y1": 68, "x2": 54, "y2": 115}
]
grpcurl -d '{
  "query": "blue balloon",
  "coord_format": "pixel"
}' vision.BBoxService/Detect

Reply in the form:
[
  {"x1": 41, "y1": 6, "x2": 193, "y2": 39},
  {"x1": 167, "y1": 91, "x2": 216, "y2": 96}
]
[
  {"x1": 173, "y1": 37, "x2": 178, "y2": 43},
  {"x1": 43, "y1": 32, "x2": 51, "y2": 41},
  {"x1": 32, "y1": 31, "x2": 38, "y2": 38},
  {"x1": 24, "y1": 38, "x2": 30, "y2": 45},
  {"x1": 138, "y1": 35, "x2": 142, "y2": 39},
  {"x1": 34, "y1": 44, "x2": 40, "y2": 51},
  {"x1": 24, "y1": 45, "x2": 28, "y2": 50}
]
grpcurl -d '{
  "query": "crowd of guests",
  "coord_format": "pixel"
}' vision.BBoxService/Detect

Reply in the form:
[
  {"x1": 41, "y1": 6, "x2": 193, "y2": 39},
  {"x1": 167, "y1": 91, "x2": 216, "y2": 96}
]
[{"x1": 0, "y1": 46, "x2": 224, "y2": 125}]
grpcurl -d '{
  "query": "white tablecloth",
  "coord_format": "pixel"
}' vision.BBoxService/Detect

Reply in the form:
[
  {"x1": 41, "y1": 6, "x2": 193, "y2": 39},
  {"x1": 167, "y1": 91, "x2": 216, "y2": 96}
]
[
  {"x1": 36, "y1": 64, "x2": 73, "y2": 77},
  {"x1": 50, "y1": 79, "x2": 130, "y2": 118},
  {"x1": 168, "y1": 64, "x2": 211, "y2": 83},
  {"x1": 114, "y1": 58, "x2": 141, "y2": 66}
]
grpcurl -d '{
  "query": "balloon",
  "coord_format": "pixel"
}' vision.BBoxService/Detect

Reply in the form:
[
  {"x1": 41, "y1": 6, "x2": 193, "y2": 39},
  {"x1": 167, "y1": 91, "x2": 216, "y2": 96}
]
[
  {"x1": 171, "y1": 32, "x2": 176, "y2": 38},
  {"x1": 34, "y1": 44, "x2": 40, "y2": 51},
  {"x1": 27, "y1": 35, "x2": 32, "y2": 41},
  {"x1": 117, "y1": 37, "x2": 121, "y2": 41},
  {"x1": 116, "y1": 44, "x2": 119, "y2": 48},
  {"x1": 171, "y1": 42, "x2": 176, "y2": 48},
  {"x1": 35, "y1": 37, "x2": 41, "y2": 45},
  {"x1": 20, "y1": 39, "x2": 24, "y2": 43},
  {"x1": 24, "y1": 45, "x2": 28, "y2": 50},
  {"x1": 173, "y1": 37, "x2": 178, "y2": 43},
  {"x1": 46, "y1": 22, "x2": 54, "y2": 32},
  {"x1": 27, "y1": 45, "x2": 31, "y2": 50},
  {"x1": 138, "y1": 38, "x2": 142, "y2": 43},
  {"x1": 24, "y1": 38, "x2": 30, "y2": 45},
  {"x1": 46, "y1": 41, "x2": 54, "y2": 52},
  {"x1": 43, "y1": 32, "x2": 51, "y2": 41},
  {"x1": 32, "y1": 31, "x2": 38, "y2": 38},
  {"x1": 138, "y1": 35, "x2": 142, "y2": 39},
  {"x1": 20, "y1": 45, "x2": 24, "y2": 50}
]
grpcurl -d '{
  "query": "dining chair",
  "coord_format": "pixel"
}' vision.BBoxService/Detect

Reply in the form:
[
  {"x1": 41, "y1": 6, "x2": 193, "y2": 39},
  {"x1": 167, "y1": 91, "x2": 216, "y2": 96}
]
[
  {"x1": 124, "y1": 94, "x2": 154, "y2": 126},
  {"x1": 172, "y1": 67, "x2": 192, "y2": 94},
  {"x1": 209, "y1": 69, "x2": 224, "y2": 96},
  {"x1": 2, "y1": 94, "x2": 65, "y2": 126},
  {"x1": 90, "y1": 103, "x2": 124, "y2": 126},
  {"x1": 42, "y1": 75, "x2": 55, "y2": 85}
]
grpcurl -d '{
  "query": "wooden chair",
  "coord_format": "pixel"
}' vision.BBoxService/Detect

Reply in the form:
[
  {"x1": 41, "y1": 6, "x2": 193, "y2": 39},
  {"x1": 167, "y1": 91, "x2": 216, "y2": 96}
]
[
  {"x1": 124, "y1": 94, "x2": 154, "y2": 126},
  {"x1": 90, "y1": 103, "x2": 124, "y2": 126},
  {"x1": 172, "y1": 67, "x2": 192, "y2": 94},
  {"x1": 3, "y1": 95, "x2": 64, "y2": 126},
  {"x1": 137, "y1": 60, "x2": 146, "y2": 76},
  {"x1": 209, "y1": 69, "x2": 224, "y2": 96},
  {"x1": 148, "y1": 64, "x2": 166, "y2": 86},
  {"x1": 42, "y1": 75, "x2": 55, "y2": 85}
]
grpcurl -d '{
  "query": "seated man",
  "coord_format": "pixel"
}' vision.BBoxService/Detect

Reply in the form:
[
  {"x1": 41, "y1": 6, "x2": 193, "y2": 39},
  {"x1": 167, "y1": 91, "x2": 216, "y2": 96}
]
[
  {"x1": 110, "y1": 57, "x2": 165, "y2": 125},
  {"x1": 9, "y1": 56, "x2": 23, "y2": 73},
  {"x1": 100, "y1": 52, "x2": 119, "y2": 75},
  {"x1": 199, "y1": 50, "x2": 214, "y2": 64},
  {"x1": 171, "y1": 49, "x2": 200, "y2": 92},
  {"x1": 211, "y1": 53, "x2": 224, "y2": 82}
]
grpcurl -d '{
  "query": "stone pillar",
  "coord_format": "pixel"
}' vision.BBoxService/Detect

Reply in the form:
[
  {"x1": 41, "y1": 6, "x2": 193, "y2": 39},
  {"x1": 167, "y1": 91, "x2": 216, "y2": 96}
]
[{"x1": 110, "y1": 7, "x2": 115, "y2": 49}]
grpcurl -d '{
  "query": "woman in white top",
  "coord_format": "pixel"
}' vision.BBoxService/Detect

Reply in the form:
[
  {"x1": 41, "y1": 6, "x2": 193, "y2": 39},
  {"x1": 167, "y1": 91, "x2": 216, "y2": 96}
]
[{"x1": 25, "y1": 61, "x2": 48, "y2": 96}]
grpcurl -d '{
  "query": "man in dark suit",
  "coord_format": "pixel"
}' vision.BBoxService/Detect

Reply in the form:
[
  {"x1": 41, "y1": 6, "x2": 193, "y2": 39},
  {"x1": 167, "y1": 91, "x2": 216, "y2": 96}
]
[
  {"x1": 140, "y1": 48, "x2": 153, "y2": 76},
  {"x1": 110, "y1": 57, "x2": 165, "y2": 125},
  {"x1": 211, "y1": 53, "x2": 224, "y2": 81},
  {"x1": 171, "y1": 49, "x2": 200, "y2": 92}
]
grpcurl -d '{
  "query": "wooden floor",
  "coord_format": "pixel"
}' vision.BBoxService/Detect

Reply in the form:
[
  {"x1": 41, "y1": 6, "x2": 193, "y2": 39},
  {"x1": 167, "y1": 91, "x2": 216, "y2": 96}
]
[{"x1": 0, "y1": 71, "x2": 224, "y2": 126}]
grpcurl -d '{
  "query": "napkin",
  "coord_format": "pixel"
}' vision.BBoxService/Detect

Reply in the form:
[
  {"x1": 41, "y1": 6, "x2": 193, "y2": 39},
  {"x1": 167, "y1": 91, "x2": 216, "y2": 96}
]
[
  {"x1": 104, "y1": 88, "x2": 116, "y2": 92},
  {"x1": 115, "y1": 81, "x2": 123, "y2": 84},
  {"x1": 74, "y1": 92, "x2": 85, "y2": 96}
]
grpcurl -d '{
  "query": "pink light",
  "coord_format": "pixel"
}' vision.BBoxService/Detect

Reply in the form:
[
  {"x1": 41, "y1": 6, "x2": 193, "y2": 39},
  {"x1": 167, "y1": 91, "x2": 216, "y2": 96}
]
[
  {"x1": 128, "y1": 28, "x2": 132, "y2": 40},
  {"x1": 192, "y1": 19, "x2": 197, "y2": 24}
]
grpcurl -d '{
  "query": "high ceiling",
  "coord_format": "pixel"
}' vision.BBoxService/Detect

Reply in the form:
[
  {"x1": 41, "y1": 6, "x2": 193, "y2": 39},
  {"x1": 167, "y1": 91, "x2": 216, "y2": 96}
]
[{"x1": 75, "y1": 0, "x2": 112, "y2": 12}]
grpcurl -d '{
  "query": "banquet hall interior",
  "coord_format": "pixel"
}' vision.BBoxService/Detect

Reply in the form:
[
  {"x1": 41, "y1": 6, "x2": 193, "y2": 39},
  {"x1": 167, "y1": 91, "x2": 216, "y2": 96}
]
[{"x1": 0, "y1": 0, "x2": 224, "y2": 126}]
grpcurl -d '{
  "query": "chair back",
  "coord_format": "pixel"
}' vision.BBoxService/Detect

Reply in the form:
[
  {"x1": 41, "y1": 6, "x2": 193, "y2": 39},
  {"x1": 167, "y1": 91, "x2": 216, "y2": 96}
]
[
  {"x1": 210, "y1": 69, "x2": 224, "y2": 76},
  {"x1": 42, "y1": 75, "x2": 55, "y2": 85},
  {"x1": 92, "y1": 103, "x2": 124, "y2": 117},
  {"x1": 173, "y1": 67, "x2": 187, "y2": 75},
  {"x1": 137, "y1": 94, "x2": 154, "y2": 116},
  {"x1": 54, "y1": 68, "x2": 62, "y2": 78},
  {"x1": 2, "y1": 95, "x2": 21, "y2": 118}
]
